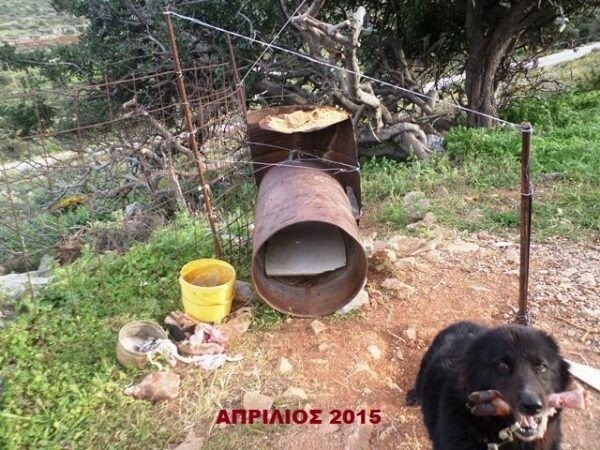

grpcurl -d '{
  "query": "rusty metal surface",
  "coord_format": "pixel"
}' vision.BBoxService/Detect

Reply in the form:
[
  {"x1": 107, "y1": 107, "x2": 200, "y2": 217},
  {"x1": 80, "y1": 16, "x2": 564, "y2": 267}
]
[
  {"x1": 251, "y1": 162, "x2": 367, "y2": 316},
  {"x1": 246, "y1": 105, "x2": 362, "y2": 212}
]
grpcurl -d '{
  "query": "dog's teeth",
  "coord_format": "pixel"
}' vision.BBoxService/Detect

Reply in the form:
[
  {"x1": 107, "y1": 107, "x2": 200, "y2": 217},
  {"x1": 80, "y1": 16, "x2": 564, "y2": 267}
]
[{"x1": 519, "y1": 416, "x2": 538, "y2": 428}]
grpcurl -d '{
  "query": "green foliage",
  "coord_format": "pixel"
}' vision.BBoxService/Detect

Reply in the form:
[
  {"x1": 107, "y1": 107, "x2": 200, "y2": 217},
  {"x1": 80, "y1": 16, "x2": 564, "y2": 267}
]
[
  {"x1": 0, "y1": 215, "x2": 213, "y2": 449},
  {"x1": 0, "y1": 97, "x2": 56, "y2": 137},
  {"x1": 363, "y1": 84, "x2": 600, "y2": 238},
  {"x1": 42, "y1": 0, "x2": 281, "y2": 85},
  {"x1": 502, "y1": 88, "x2": 600, "y2": 183},
  {"x1": 0, "y1": 204, "x2": 92, "y2": 273}
]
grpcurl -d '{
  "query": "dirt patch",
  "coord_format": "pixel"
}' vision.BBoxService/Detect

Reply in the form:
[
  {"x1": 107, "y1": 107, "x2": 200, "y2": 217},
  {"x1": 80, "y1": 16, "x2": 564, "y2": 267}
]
[
  {"x1": 198, "y1": 226, "x2": 599, "y2": 449},
  {"x1": 15, "y1": 34, "x2": 80, "y2": 49}
]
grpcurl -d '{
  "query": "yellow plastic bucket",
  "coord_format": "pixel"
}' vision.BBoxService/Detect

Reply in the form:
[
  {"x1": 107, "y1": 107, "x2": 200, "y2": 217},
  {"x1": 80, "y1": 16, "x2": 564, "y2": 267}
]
[{"x1": 179, "y1": 259, "x2": 236, "y2": 322}]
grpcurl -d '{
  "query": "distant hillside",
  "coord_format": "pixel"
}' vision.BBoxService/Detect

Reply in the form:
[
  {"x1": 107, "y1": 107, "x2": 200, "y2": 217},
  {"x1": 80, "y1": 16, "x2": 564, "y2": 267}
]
[{"x1": 0, "y1": 0, "x2": 86, "y2": 47}]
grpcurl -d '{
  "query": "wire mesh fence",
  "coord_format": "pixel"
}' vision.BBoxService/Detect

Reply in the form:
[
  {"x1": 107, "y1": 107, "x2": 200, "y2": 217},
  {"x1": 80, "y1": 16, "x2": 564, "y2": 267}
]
[{"x1": 0, "y1": 55, "x2": 255, "y2": 294}]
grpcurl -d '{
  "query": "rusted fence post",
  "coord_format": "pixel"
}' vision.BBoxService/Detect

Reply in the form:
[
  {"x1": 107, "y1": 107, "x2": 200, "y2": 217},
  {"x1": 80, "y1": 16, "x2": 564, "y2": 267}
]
[
  {"x1": 517, "y1": 122, "x2": 533, "y2": 325},
  {"x1": 163, "y1": 8, "x2": 222, "y2": 257},
  {"x1": 226, "y1": 36, "x2": 247, "y2": 117}
]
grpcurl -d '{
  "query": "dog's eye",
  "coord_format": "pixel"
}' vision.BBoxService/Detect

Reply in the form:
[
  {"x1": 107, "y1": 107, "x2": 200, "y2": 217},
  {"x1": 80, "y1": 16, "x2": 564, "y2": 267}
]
[
  {"x1": 496, "y1": 360, "x2": 510, "y2": 372},
  {"x1": 535, "y1": 362, "x2": 548, "y2": 374}
]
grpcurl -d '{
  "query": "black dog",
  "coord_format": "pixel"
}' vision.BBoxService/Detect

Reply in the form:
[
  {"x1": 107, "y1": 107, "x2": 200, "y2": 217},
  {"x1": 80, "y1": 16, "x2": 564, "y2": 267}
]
[{"x1": 407, "y1": 322, "x2": 571, "y2": 450}]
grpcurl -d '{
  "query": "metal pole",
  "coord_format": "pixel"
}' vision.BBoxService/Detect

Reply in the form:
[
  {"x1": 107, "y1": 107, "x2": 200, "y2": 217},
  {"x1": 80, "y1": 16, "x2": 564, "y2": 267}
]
[
  {"x1": 517, "y1": 122, "x2": 533, "y2": 325},
  {"x1": 163, "y1": 8, "x2": 223, "y2": 257},
  {"x1": 226, "y1": 35, "x2": 247, "y2": 117}
]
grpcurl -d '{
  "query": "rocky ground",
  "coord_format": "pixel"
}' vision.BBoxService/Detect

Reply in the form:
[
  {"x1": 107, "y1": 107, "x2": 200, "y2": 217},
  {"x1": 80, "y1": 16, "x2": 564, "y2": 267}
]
[
  {"x1": 3, "y1": 221, "x2": 598, "y2": 449},
  {"x1": 198, "y1": 222, "x2": 599, "y2": 449}
]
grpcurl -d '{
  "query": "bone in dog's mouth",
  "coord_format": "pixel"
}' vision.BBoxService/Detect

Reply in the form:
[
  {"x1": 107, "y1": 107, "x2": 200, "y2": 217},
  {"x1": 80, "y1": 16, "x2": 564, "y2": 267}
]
[
  {"x1": 514, "y1": 412, "x2": 549, "y2": 441},
  {"x1": 467, "y1": 383, "x2": 588, "y2": 441}
]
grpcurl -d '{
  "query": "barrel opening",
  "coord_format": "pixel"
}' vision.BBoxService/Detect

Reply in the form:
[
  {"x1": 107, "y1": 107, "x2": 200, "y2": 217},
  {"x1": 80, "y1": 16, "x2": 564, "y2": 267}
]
[{"x1": 252, "y1": 221, "x2": 366, "y2": 317}]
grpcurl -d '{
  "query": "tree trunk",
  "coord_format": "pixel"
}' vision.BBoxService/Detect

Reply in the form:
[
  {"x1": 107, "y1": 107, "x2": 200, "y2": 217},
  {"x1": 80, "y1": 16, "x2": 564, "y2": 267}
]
[
  {"x1": 465, "y1": 49, "x2": 501, "y2": 128},
  {"x1": 464, "y1": 0, "x2": 535, "y2": 127}
]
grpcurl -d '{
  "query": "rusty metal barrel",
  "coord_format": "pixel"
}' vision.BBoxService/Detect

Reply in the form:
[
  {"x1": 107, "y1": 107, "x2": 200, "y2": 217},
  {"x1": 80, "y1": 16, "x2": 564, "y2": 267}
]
[{"x1": 251, "y1": 162, "x2": 367, "y2": 316}]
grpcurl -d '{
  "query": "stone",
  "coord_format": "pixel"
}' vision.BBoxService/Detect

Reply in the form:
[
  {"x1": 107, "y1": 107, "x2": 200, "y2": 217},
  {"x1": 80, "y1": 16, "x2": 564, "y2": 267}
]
[
  {"x1": 477, "y1": 230, "x2": 492, "y2": 241},
  {"x1": 561, "y1": 267, "x2": 577, "y2": 278},
  {"x1": 402, "y1": 191, "x2": 430, "y2": 222},
  {"x1": 0, "y1": 309, "x2": 13, "y2": 322},
  {"x1": 388, "y1": 235, "x2": 425, "y2": 256},
  {"x1": 384, "y1": 249, "x2": 397, "y2": 262},
  {"x1": 410, "y1": 239, "x2": 438, "y2": 255},
  {"x1": 318, "y1": 343, "x2": 331, "y2": 352},
  {"x1": 405, "y1": 212, "x2": 436, "y2": 230},
  {"x1": 309, "y1": 320, "x2": 327, "y2": 335},
  {"x1": 426, "y1": 134, "x2": 445, "y2": 152},
  {"x1": 123, "y1": 371, "x2": 180, "y2": 403},
  {"x1": 423, "y1": 212, "x2": 437, "y2": 225},
  {"x1": 243, "y1": 391, "x2": 274, "y2": 410},
  {"x1": 367, "y1": 345, "x2": 382, "y2": 360},
  {"x1": 360, "y1": 235, "x2": 377, "y2": 256},
  {"x1": 0, "y1": 272, "x2": 52, "y2": 299},
  {"x1": 395, "y1": 348, "x2": 404, "y2": 360},
  {"x1": 234, "y1": 280, "x2": 259, "y2": 303},
  {"x1": 281, "y1": 387, "x2": 308, "y2": 402},
  {"x1": 172, "y1": 429, "x2": 205, "y2": 450},
  {"x1": 37, "y1": 254, "x2": 56, "y2": 275},
  {"x1": 405, "y1": 327, "x2": 417, "y2": 341},
  {"x1": 337, "y1": 289, "x2": 369, "y2": 314},
  {"x1": 505, "y1": 248, "x2": 520, "y2": 265},
  {"x1": 345, "y1": 423, "x2": 374, "y2": 450},
  {"x1": 579, "y1": 273, "x2": 597, "y2": 288},
  {"x1": 277, "y1": 357, "x2": 293, "y2": 374},
  {"x1": 394, "y1": 257, "x2": 417, "y2": 270},
  {"x1": 124, "y1": 202, "x2": 144, "y2": 220},
  {"x1": 381, "y1": 279, "x2": 416, "y2": 299},
  {"x1": 446, "y1": 240, "x2": 479, "y2": 253},
  {"x1": 352, "y1": 362, "x2": 377, "y2": 378}
]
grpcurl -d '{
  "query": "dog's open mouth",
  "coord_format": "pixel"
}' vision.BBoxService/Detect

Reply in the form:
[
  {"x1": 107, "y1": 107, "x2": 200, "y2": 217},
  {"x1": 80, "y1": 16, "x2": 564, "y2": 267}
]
[{"x1": 514, "y1": 413, "x2": 548, "y2": 441}]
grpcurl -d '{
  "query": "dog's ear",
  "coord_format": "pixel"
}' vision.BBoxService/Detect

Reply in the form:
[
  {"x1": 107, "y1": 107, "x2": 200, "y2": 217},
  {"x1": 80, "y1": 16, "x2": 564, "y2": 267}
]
[
  {"x1": 537, "y1": 330, "x2": 571, "y2": 391},
  {"x1": 559, "y1": 358, "x2": 572, "y2": 391},
  {"x1": 537, "y1": 329, "x2": 560, "y2": 354}
]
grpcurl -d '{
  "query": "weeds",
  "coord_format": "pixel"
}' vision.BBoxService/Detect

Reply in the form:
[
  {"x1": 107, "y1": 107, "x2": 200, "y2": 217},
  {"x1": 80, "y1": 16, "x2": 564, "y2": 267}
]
[
  {"x1": 0, "y1": 215, "x2": 215, "y2": 449},
  {"x1": 363, "y1": 79, "x2": 600, "y2": 239}
]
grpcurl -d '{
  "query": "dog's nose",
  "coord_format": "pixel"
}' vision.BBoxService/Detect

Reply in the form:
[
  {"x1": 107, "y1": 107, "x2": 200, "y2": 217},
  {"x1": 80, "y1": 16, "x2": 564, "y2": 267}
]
[{"x1": 518, "y1": 391, "x2": 543, "y2": 415}]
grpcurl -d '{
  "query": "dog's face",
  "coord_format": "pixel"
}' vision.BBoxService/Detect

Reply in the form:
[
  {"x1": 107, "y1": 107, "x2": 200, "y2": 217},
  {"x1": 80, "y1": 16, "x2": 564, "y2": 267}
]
[{"x1": 464, "y1": 326, "x2": 570, "y2": 441}]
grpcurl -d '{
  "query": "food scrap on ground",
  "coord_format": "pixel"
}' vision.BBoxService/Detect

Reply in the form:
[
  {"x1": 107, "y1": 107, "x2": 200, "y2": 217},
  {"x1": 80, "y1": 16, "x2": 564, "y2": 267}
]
[
  {"x1": 124, "y1": 371, "x2": 180, "y2": 403},
  {"x1": 120, "y1": 306, "x2": 253, "y2": 401}
]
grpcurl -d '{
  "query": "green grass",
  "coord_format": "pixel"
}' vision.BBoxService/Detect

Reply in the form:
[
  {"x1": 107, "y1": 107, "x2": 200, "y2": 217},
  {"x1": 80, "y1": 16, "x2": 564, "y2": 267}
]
[
  {"x1": 363, "y1": 77, "x2": 600, "y2": 239},
  {"x1": 0, "y1": 0, "x2": 85, "y2": 44},
  {"x1": 0, "y1": 215, "x2": 215, "y2": 449}
]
